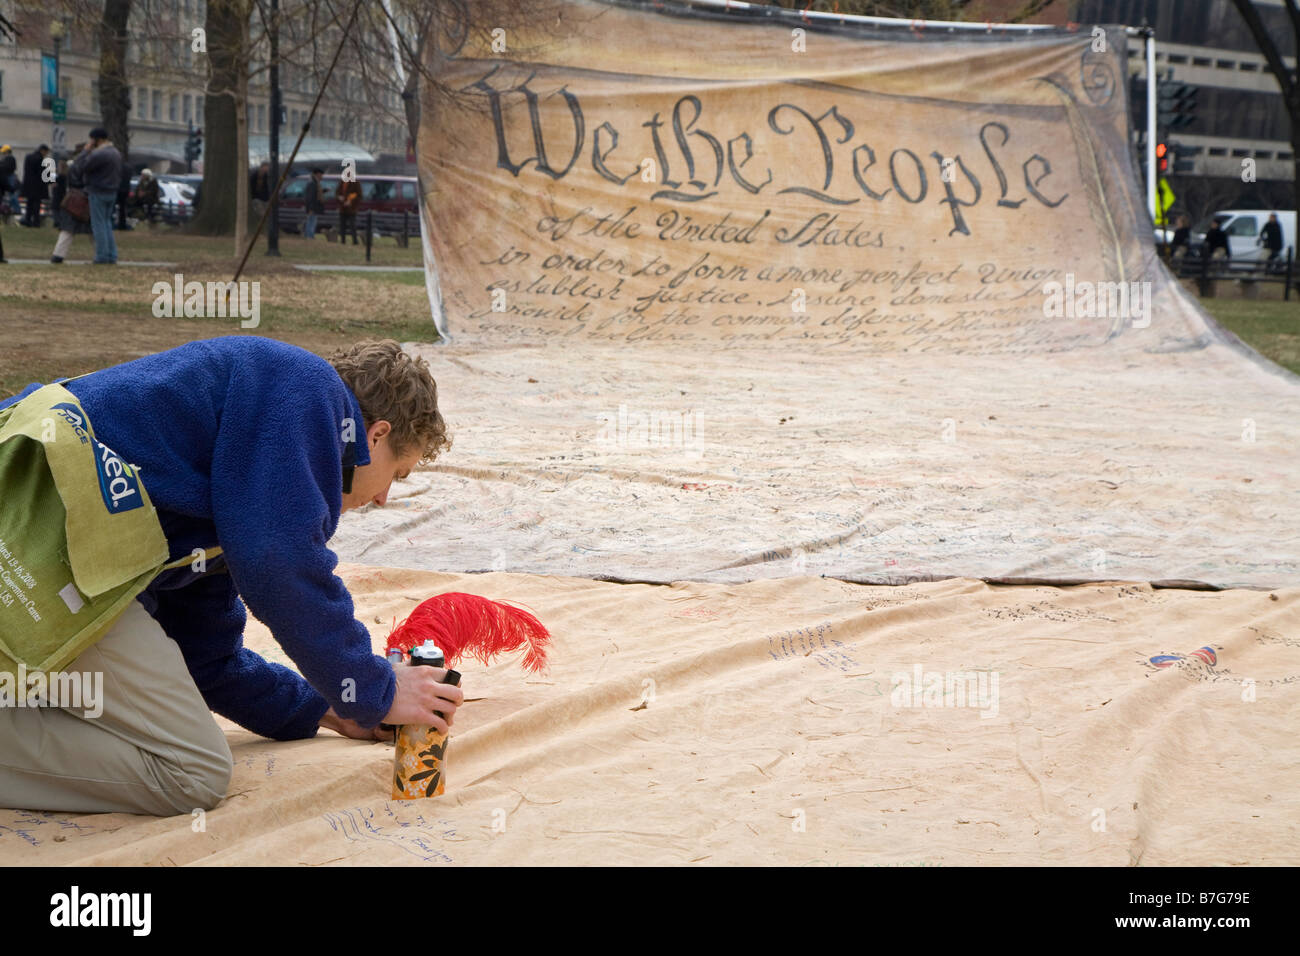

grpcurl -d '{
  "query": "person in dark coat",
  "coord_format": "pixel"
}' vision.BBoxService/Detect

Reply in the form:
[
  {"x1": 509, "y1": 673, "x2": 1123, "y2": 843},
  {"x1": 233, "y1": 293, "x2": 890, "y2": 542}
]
[
  {"x1": 21, "y1": 144, "x2": 50, "y2": 227},
  {"x1": 1204, "y1": 218, "x2": 1230, "y2": 260},
  {"x1": 115, "y1": 164, "x2": 134, "y2": 229},
  {"x1": 73, "y1": 127, "x2": 124, "y2": 264},
  {"x1": 1259, "y1": 213, "x2": 1284, "y2": 271},
  {"x1": 303, "y1": 167, "x2": 326, "y2": 239},
  {"x1": 1169, "y1": 215, "x2": 1190, "y2": 259}
]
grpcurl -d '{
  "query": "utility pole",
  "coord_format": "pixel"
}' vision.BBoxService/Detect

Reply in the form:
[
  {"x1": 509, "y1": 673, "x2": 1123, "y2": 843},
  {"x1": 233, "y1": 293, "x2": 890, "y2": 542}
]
[
  {"x1": 1144, "y1": 25, "x2": 1156, "y2": 224},
  {"x1": 50, "y1": 19, "x2": 66, "y2": 154},
  {"x1": 266, "y1": 0, "x2": 281, "y2": 256}
]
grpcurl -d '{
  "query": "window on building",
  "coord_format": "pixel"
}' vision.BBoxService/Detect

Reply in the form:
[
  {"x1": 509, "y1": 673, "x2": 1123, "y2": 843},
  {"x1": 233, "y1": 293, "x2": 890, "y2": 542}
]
[
  {"x1": 152, "y1": 89, "x2": 161, "y2": 120},
  {"x1": 197, "y1": 96, "x2": 204, "y2": 125},
  {"x1": 169, "y1": 93, "x2": 178, "y2": 122},
  {"x1": 137, "y1": 87, "x2": 147, "y2": 119},
  {"x1": 0, "y1": 72, "x2": 5, "y2": 106},
  {"x1": 183, "y1": 94, "x2": 192, "y2": 124},
  {"x1": 257, "y1": 103, "x2": 265, "y2": 131}
]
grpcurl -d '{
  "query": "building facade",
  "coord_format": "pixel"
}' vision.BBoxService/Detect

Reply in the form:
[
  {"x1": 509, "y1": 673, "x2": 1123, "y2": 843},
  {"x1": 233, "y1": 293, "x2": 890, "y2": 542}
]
[{"x1": 0, "y1": 0, "x2": 410, "y2": 171}]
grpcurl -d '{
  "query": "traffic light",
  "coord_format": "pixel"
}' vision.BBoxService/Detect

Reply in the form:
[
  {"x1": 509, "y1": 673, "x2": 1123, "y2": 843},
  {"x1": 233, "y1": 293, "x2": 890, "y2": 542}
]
[
  {"x1": 184, "y1": 126, "x2": 203, "y2": 164},
  {"x1": 1171, "y1": 142, "x2": 1200, "y2": 174},
  {"x1": 1156, "y1": 78, "x2": 1198, "y2": 132},
  {"x1": 1157, "y1": 141, "x2": 1168, "y2": 174}
]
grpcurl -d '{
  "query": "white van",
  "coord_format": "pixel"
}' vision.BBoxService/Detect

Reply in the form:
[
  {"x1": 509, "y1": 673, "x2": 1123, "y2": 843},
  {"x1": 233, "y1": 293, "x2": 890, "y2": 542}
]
[{"x1": 1192, "y1": 209, "x2": 1296, "y2": 263}]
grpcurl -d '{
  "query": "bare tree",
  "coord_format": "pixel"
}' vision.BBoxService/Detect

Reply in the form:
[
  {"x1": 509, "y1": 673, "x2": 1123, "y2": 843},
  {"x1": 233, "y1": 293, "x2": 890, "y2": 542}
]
[
  {"x1": 98, "y1": 0, "x2": 132, "y2": 160},
  {"x1": 190, "y1": 0, "x2": 252, "y2": 236},
  {"x1": 1229, "y1": 0, "x2": 1299, "y2": 212}
]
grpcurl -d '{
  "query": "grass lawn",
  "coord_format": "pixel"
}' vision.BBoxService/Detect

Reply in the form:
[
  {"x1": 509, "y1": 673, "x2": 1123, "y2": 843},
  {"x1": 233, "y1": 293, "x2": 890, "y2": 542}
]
[
  {"x1": 1198, "y1": 296, "x2": 1300, "y2": 376},
  {"x1": 0, "y1": 226, "x2": 435, "y2": 399}
]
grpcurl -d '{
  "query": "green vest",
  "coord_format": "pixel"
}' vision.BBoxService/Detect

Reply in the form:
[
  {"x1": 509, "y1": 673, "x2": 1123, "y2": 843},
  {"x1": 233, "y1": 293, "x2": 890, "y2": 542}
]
[{"x1": 0, "y1": 383, "x2": 219, "y2": 676}]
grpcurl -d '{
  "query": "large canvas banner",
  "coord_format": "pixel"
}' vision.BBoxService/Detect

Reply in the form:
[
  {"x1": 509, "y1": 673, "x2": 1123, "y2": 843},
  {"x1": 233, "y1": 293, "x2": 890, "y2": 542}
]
[
  {"x1": 416, "y1": 0, "x2": 1205, "y2": 354},
  {"x1": 368, "y1": 0, "x2": 1300, "y2": 590}
]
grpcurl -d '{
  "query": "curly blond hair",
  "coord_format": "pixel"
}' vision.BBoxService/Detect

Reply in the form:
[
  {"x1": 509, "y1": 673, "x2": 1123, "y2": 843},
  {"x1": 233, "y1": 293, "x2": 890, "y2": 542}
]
[{"x1": 329, "y1": 340, "x2": 451, "y2": 462}]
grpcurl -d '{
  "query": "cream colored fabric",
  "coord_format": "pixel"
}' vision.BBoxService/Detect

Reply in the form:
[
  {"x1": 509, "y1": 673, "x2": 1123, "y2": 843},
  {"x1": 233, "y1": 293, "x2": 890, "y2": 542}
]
[
  {"x1": 380, "y1": 1, "x2": 1300, "y2": 589},
  {"x1": 0, "y1": 564, "x2": 1294, "y2": 865},
  {"x1": 332, "y1": 338, "x2": 1300, "y2": 590}
]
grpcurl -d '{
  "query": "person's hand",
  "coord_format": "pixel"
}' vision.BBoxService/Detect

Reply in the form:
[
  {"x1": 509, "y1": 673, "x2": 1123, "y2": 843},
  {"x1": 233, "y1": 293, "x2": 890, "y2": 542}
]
[
  {"x1": 319, "y1": 707, "x2": 393, "y2": 742},
  {"x1": 382, "y1": 665, "x2": 464, "y2": 735}
]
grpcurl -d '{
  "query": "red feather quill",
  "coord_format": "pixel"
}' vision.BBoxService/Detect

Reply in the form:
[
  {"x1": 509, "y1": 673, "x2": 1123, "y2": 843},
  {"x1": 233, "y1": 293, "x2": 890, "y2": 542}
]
[{"x1": 386, "y1": 592, "x2": 550, "y2": 674}]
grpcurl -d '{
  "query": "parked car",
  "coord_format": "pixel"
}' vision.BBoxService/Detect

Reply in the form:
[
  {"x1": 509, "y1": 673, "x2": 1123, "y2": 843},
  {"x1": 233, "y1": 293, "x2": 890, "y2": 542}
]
[{"x1": 276, "y1": 173, "x2": 419, "y2": 238}]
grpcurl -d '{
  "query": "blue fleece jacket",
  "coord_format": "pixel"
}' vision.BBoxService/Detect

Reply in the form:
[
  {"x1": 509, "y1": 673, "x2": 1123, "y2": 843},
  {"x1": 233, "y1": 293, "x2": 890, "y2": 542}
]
[{"x1": 0, "y1": 337, "x2": 397, "y2": 740}]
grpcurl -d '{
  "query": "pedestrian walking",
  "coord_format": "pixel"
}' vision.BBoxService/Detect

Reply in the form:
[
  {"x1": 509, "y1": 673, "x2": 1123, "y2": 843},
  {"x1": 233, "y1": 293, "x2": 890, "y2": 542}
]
[
  {"x1": 74, "y1": 128, "x2": 124, "y2": 264},
  {"x1": 1259, "y1": 212, "x2": 1283, "y2": 272},
  {"x1": 50, "y1": 143, "x2": 93, "y2": 263}
]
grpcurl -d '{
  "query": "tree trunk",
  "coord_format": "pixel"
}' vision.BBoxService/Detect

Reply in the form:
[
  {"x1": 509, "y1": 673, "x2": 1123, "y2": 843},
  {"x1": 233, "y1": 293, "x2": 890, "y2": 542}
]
[
  {"x1": 1228, "y1": 0, "x2": 1298, "y2": 216},
  {"x1": 98, "y1": 0, "x2": 132, "y2": 161},
  {"x1": 191, "y1": 0, "x2": 251, "y2": 236},
  {"x1": 235, "y1": 62, "x2": 249, "y2": 255}
]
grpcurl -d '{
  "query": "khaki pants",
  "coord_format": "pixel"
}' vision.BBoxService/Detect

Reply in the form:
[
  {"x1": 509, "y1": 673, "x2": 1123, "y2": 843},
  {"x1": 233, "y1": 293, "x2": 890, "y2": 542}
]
[{"x1": 0, "y1": 600, "x2": 233, "y2": 816}]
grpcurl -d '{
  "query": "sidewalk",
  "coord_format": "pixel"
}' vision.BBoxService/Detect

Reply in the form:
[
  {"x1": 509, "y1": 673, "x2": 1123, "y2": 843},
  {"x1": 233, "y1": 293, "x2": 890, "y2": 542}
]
[{"x1": 2, "y1": 258, "x2": 422, "y2": 272}]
